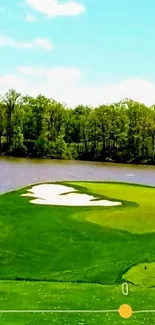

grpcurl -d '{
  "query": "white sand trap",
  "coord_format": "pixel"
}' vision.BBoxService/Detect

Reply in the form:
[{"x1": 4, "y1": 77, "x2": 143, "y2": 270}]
[{"x1": 21, "y1": 184, "x2": 122, "y2": 207}]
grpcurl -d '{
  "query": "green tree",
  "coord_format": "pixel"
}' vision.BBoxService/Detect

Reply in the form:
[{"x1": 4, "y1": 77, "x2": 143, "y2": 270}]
[
  {"x1": 10, "y1": 102, "x2": 26, "y2": 156},
  {"x1": 0, "y1": 88, "x2": 155, "y2": 165},
  {"x1": 47, "y1": 101, "x2": 66, "y2": 141},
  {"x1": 1, "y1": 89, "x2": 21, "y2": 149},
  {"x1": 54, "y1": 135, "x2": 67, "y2": 159},
  {"x1": 10, "y1": 126, "x2": 26, "y2": 156},
  {"x1": 0, "y1": 102, "x2": 4, "y2": 153}
]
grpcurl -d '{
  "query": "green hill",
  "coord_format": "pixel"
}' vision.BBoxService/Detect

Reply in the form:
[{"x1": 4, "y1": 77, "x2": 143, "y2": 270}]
[{"x1": 0, "y1": 181, "x2": 155, "y2": 324}]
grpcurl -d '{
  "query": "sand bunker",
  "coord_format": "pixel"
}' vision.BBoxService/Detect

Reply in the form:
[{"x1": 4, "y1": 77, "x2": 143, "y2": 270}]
[{"x1": 21, "y1": 184, "x2": 122, "y2": 207}]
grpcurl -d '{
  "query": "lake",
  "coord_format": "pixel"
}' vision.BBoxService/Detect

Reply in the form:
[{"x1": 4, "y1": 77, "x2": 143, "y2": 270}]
[{"x1": 0, "y1": 156, "x2": 155, "y2": 193}]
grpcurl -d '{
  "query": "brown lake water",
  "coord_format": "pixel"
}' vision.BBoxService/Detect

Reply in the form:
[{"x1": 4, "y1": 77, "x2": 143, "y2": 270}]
[{"x1": 0, "y1": 156, "x2": 155, "y2": 193}]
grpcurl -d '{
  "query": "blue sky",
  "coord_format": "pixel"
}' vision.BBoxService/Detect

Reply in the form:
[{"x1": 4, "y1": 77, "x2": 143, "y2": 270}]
[{"x1": 0, "y1": 0, "x2": 155, "y2": 107}]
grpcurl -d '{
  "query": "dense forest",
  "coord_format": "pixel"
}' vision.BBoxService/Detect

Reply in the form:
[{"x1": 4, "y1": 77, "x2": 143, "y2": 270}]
[{"x1": 0, "y1": 89, "x2": 155, "y2": 164}]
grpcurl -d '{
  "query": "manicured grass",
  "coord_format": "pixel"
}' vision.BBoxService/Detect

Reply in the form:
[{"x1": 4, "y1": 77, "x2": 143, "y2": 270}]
[
  {"x1": 0, "y1": 181, "x2": 155, "y2": 284},
  {"x1": 0, "y1": 181, "x2": 155, "y2": 324},
  {"x1": 0, "y1": 312, "x2": 153, "y2": 325},
  {"x1": 0, "y1": 281, "x2": 154, "y2": 324},
  {"x1": 68, "y1": 181, "x2": 155, "y2": 234},
  {"x1": 123, "y1": 262, "x2": 155, "y2": 287}
]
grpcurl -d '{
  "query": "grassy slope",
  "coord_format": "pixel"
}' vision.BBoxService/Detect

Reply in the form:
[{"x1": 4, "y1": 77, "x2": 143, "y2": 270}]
[
  {"x1": 123, "y1": 262, "x2": 155, "y2": 287},
  {"x1": 0, "y1": 182, "x2": 155, "y2": 283},
  {"x1": 68, "y1": 181, "x2": 155, "y2": 234},
  {"x1": 0, "y1": 181, "x2": 155, "y2": 324}
]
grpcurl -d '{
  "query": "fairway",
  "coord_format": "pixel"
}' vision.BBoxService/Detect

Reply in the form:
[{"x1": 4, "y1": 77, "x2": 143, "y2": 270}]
[{"x1": 0, "y1": 181, "x2": 155, "y2": 324}]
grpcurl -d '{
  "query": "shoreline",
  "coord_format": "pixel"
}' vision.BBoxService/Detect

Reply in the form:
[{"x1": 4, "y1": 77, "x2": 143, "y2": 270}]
[{"x1": 1, "y1": 154, "x2": 155, "y2": 168}]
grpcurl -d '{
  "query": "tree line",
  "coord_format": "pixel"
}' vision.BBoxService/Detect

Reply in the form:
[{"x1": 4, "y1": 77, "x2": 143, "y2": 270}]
[{"x1": 0, "y1": 89, "x2": 155, "y2": 164}]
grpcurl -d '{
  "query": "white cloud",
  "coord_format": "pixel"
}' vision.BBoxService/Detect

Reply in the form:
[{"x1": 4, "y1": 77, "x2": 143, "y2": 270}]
[
  {"x1": 0, "y1": 70, "x2": 155, "y2": 108},
  {"x1": 45, "y1": 67, "x2": 81, "y2": 80},
  {"x1": 0, "y1": 36, "x2": 53, "y2": 50},
  {"x1": 34, "y1": 38, "x2": 53, "y2": 50},
  {"x1": 25, "y1": 0, "x2": 85, "y2": 17},
  {"x1": 17, "y1": 67, "x2": 43, "y2": 76},
  {"x1": 25, "y1": 14, "x2": 37, "y2": 22},
  {"x1": 17, "y1": 66, "x2": 81, "y2": 81}
]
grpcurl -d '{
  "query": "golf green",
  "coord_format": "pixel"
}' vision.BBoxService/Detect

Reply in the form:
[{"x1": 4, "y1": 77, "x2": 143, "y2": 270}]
[{"x1": 0, "y1": 181, "x2": 155, "y2": 324}]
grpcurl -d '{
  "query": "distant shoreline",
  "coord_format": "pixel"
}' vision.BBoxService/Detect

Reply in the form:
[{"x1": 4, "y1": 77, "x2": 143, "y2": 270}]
[{"x1": 1, "y1": 153, "x2": 155, "y2": 166}]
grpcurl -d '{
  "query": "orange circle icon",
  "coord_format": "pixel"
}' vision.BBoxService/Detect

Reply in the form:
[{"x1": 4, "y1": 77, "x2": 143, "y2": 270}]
[{"x1": 119, "y1": 304, "x2": 133, "y2": 319}]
